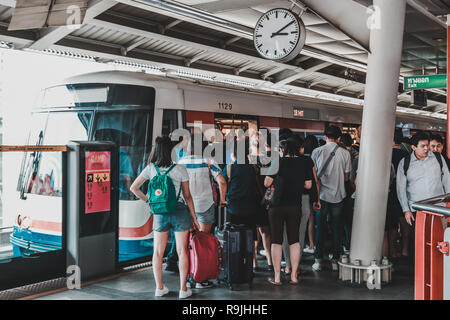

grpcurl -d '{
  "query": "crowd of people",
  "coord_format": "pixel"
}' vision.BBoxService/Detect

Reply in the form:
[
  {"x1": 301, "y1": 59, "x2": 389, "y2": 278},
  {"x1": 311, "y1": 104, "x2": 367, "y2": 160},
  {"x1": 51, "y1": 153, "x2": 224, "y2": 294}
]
[{"x1": 129, "y1": 125, "x2": 450, "y2": 298}]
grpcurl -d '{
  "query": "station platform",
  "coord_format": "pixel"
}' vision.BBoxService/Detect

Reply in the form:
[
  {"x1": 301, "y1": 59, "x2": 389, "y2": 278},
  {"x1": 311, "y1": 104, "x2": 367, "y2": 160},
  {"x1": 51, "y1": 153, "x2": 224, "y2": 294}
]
[{"x1": 31, "y1": 255, "x2": 413, "y2": 300}]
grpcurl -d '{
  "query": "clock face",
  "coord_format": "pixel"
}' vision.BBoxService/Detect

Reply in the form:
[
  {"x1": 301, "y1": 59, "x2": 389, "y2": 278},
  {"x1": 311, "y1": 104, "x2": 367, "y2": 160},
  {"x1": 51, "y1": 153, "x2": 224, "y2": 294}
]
[{"x1": 254, "y1": 8, "x2": 306, "y2": 62}]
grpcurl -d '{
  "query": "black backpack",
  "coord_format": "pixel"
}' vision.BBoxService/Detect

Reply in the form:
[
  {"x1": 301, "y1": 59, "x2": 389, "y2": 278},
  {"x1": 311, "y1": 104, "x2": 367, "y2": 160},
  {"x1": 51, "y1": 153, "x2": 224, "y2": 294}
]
[{"x1": 403, "y1": 152, "x2": 443, "y2": 176}]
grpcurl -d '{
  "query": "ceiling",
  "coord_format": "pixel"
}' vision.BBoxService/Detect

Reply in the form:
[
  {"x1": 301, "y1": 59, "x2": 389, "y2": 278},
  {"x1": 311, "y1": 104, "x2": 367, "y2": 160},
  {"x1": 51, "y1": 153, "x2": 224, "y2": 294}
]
[{"x1": 0, "y1": 0, "x2": 447, "y2": 118}]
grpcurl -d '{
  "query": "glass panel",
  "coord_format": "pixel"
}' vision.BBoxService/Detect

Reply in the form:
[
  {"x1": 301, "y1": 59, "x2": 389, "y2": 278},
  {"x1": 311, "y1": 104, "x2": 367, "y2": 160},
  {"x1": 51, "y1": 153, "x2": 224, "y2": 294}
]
[
  {"x1": 23, "y1": 112, "x2": 91, "y2": 197},
  {"x1": 92, "y1": 111, "x2": 149, "y2": 201},
  {"x1": 91, "y1": 111, "x2": 152, "y2": 263},
  {"x1": 42, "y1": 85, "x2": 109, "y2": 108},
  {"x1": 2, "y1": 151, "x2": 64, "y2": 261},
  {"x1": 162, "y1": 109, "x2": 178, "y2": 137}
]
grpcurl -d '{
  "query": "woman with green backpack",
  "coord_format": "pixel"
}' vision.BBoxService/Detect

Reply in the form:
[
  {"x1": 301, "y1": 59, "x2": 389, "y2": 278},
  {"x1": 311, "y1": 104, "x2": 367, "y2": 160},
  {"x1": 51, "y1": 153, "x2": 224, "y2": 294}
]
[{"x1": 130, "y1": 136, "x2": 200, "y2": 299}]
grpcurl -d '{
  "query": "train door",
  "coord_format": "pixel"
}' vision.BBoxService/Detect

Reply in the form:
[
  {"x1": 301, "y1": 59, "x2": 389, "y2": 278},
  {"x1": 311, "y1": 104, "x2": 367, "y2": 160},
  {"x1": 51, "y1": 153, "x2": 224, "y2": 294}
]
[{"x1": 214, "y1": 113, "x2": 259, "y2": 138}]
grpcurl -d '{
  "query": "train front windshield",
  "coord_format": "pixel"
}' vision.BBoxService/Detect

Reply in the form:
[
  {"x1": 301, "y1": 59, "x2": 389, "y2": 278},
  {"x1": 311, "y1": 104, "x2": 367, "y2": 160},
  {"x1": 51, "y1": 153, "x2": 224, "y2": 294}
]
[{"x1": 19, "y1": 84, "x2": 154, "y2": 200}]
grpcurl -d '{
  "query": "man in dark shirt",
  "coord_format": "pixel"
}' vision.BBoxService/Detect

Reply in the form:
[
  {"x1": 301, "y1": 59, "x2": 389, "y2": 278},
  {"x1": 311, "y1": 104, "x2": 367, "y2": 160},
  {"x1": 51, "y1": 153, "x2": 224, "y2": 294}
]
[
  {"x1": 385, "y1": 129, "x2": 409, "y2": 258},
  {"x1": 430, "y1": 134, "x2": 450, "y2": 169}
]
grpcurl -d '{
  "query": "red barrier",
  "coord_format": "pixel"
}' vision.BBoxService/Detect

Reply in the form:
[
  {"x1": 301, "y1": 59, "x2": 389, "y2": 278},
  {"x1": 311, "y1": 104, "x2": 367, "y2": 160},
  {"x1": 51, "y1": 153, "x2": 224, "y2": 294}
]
[{"x1": 414, "y1": 198, "x2": 450, "y2": 300}]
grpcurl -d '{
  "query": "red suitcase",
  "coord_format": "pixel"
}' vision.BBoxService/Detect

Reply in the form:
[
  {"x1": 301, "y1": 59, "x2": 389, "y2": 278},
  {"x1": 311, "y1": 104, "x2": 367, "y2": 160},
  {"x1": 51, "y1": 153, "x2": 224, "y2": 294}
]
[{"x1": 188, "y1": 230, "x2": 223, "y2": 283}]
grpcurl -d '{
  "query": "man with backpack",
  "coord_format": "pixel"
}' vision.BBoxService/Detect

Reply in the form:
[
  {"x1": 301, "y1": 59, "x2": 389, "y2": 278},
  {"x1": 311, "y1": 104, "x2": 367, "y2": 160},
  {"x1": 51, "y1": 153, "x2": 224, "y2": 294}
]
[{"x1": 396, "y1": 132, "x2": 450, "y2": 228}]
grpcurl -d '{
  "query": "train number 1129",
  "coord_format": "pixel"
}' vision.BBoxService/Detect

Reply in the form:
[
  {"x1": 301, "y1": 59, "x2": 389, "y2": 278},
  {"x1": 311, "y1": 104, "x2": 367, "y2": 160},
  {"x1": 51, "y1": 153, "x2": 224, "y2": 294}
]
[{"x1": 218, "y1": 102, "x2": 232, "y2": 111}]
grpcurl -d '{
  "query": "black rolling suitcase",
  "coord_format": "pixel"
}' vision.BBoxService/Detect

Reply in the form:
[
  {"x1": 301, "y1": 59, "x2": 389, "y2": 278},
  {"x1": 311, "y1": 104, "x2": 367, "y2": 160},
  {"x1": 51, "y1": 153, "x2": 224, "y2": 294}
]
[{"x1": 215, "y1": 206, "x2": 253, "y2": 290}]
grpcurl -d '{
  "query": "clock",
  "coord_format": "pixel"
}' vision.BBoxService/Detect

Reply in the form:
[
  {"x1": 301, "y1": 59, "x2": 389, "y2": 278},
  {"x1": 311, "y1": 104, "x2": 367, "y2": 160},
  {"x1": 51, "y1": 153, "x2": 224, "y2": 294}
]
[{"x1": 254, "y1": 8, "x2": 306, "y2": 63}]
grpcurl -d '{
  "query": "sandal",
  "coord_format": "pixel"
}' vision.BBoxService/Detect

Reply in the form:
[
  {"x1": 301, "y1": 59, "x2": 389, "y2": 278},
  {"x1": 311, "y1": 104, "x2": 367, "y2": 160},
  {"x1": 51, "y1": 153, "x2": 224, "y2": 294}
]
[
  {"x1": 289, "y1": 280, "x2": 299, "y2": 285},
  {"x1": 267, "y1": 277, "x2": 282, "y2": 286}
]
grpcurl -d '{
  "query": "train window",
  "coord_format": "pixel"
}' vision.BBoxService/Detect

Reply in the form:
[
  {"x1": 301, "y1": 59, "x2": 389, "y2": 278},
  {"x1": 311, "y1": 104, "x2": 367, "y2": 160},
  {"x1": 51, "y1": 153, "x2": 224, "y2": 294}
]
[
  {"x1": 21, "y1": 112, "x2": 92, "y2": 197},
  {"x1": 162, "y1": 110, "x2": 178, "y2": 137},
  {"x1": 92, "y1": 111, "x2": 149, "y2": 200}
]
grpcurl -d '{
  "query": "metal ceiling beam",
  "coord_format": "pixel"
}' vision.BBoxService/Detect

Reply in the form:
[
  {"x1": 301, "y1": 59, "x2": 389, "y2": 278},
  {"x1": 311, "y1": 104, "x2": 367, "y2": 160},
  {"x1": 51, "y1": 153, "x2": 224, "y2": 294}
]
[
  {"x1": 121, "y1": 36, "x2": 148, "y2": 55},
  {"x1": 300, "y1": 0, "x2": 370, "y2": 52},
  {"x1": 308, "y1": 78, "x2": 325, "y2": 88},
  {"x1": 193, "y1": 0, "x2": 275, "y2": 14},
  {"x1": 333, "y1": 82, "x2": 355, "y2": 93},
  {"x1": 272, "y1": 62, "x2": 332, "y2": 87},
  {"x1": 261, "y1": 66, "x2": 286, "y2": 80},
  {"x1": 89, "y1": 18, "x2": 290, "y2": 71},
  {"x1": 234, "y1": 61, "x2": 259, "y2": 75},
  {"x1": 406, "y1": 0, "x2": 447, "y2": 28},
  {"x1": 27, "y1": 0, "x2": 117, "y2": 51},
  {"x1": 185, "y1": 50, "x2": 209, "y2": 66},
  {"x1": 0, "y1": 0, "x2": 15, "y2": 7}
]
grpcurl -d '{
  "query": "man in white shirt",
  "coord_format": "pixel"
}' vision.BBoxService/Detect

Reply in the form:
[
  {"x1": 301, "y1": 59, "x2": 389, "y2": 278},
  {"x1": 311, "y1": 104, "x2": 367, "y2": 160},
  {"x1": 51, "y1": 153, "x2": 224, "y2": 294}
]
[
  {"x1": 311, "y1": 126, "x2": 352, "y2": 271},
  {"x1": 397, "y1": 132, "x2": 450, "y2": 226}
]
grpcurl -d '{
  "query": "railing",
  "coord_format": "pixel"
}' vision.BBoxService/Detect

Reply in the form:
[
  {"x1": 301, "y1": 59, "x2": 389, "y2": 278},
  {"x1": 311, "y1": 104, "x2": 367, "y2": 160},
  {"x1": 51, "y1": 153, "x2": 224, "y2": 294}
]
[{"x1": 412, "y1": 194, "x2": 450, "y2": 300}]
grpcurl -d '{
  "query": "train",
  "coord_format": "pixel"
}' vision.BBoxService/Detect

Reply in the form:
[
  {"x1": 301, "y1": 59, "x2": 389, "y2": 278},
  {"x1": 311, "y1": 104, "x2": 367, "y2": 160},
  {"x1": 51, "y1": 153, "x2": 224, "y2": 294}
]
[{"x1": 9, "y1": 70, "x2": 446, "y2": 264}]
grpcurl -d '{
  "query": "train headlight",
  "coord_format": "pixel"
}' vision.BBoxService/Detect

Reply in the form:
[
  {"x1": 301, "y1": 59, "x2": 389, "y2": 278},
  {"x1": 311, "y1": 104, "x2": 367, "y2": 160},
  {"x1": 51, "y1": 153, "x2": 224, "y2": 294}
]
[{"x1": 21, "y1": 216, "x2": 32, "y2": 229}]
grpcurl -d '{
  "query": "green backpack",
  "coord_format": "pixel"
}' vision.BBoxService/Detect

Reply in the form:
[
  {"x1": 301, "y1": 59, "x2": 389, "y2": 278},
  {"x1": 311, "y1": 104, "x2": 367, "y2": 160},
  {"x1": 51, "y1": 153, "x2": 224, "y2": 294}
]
[{"x1": 147, "y1": 163, "x2": 181, "y2": 215}]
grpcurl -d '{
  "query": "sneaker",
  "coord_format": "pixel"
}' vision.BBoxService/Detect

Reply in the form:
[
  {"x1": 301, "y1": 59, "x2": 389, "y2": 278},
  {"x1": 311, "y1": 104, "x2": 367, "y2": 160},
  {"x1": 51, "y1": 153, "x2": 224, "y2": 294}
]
[
  {"x1": 179, "y1": 288, "x2": 192, "y2": 299},
  {"x1": 331, "y1": 260, "x2": 339, "y2": 271},
  {"x1": 312, "y1": 262, "x2": 322, "y2": 271},
  {"x1": 187, "y1": 280, "x2": 213, "y2": 289},
  {"x1": 303, "y1": 247, "x2": 315, "y2": 254},
  {"x1": 165, "y1": 262, "x2": 179, "y2": 273},
  {"x1": 155, "y1": 285, "x2": 169, "y2": 297}
]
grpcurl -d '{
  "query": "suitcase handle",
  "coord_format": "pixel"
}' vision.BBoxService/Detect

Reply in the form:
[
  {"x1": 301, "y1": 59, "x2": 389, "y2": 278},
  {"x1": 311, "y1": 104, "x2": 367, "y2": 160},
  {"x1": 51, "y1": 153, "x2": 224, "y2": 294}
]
[{"x1": 217, "y1": 205, "x2": 228, "y2": 229}]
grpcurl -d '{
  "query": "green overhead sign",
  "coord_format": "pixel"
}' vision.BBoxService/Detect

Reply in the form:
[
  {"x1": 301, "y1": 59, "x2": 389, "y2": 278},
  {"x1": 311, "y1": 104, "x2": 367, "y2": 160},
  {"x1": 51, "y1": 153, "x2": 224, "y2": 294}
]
[{"x1": 404, "y1": 74, "x2": 447, "y2": 90}]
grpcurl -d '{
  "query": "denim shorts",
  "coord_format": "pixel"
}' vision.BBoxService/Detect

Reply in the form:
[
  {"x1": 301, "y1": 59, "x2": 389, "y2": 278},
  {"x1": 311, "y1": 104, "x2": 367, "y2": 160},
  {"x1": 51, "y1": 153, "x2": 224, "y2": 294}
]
[
  {"x1": 196, "y1": 204, "x2": 215, "y2": 225},
  {"x1": 152, "y1": 202, "x2": 193, "y2": 233}
]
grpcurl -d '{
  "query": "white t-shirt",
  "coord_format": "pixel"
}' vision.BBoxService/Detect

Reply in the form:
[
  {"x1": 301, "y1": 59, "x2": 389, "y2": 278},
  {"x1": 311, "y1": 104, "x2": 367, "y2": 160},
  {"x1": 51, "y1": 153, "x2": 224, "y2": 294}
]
[
  {"x1": 177, "y1": 156, "x2": 221, "y2": 213},
  {"x1": 138, "y1": 163, "x2": 189, "y2": 200}
]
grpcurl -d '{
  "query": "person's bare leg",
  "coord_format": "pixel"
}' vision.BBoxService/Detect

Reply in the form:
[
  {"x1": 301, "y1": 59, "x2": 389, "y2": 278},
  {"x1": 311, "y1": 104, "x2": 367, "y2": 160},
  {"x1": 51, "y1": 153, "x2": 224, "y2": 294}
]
[
  {"x1": 259, "y1": 226, "x2": 273, "y2": 267},
  {"x1": 153, "y1": 231, "x2": 169, "y2": 290},
  {"x1": 308, "y1": 214, "x2": 315, "y2": 250},
  {"x1": 174, "y1": 230, "x2": 190, "y2": 291},
  {"x1": 389, "y1": 229, "x2": 398, "y2": 258},
  {"x1": 399, "y1": 217, "x2": 410, "y2": 257},
  {"x1": 282, "y1": 224, "x2": 291, "y2": 273},
  {"x1": 382, "y1": 232, "x2": 389, "y2": 257},
  {"x1": 289, "y1": 242, "x2": 301, "y2": 283},
  {"x1": 271, "y1": 243, "x2": 283, "y2": 283},
  {"x1": 253, "y1": 240, "x2": 259, "y2": 268},
  {"x1": 199, "y1": 223, "x2": 212, "y2": 233}
]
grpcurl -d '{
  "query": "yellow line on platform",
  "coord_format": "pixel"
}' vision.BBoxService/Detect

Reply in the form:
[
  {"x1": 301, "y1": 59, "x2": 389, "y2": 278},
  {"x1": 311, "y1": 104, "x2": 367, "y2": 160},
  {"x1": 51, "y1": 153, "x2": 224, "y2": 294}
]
[{"x1": 0, "y1": 146, "x2": 68, "y2": 152}]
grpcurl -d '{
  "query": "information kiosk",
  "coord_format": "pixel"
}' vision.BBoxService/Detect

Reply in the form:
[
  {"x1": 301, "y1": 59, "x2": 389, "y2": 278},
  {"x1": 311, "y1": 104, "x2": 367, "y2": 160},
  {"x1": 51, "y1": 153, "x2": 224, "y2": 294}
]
[{"x1": 66, "y1": 141, "x2": 119, "y2": 281}]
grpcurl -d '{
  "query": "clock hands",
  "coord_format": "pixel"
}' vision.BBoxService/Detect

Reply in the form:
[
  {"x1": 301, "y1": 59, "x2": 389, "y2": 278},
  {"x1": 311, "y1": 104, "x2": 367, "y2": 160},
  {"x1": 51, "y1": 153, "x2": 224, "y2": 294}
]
[{"x1": 271, "y1": 20, "x2": 295, "y2": 38}]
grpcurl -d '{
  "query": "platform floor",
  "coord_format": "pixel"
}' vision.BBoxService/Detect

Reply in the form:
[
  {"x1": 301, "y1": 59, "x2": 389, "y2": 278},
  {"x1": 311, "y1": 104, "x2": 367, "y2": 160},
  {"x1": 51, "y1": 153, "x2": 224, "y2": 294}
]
[{"x1": 34, "y1": 254, "x2": 414, "y2": 300}]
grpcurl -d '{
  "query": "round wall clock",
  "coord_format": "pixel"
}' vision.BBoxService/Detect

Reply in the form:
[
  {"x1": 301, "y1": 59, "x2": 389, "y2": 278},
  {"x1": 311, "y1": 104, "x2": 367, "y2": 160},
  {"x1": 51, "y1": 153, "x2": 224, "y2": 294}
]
[{"x1": 254, "y1": 8, "x2": 307, "y2": 63}]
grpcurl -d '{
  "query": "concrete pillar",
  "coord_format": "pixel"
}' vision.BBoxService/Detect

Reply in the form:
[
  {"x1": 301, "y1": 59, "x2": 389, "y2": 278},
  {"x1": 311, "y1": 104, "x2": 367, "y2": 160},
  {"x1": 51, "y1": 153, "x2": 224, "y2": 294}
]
[{"x1": 350, "y1": 0, "x2": 407, "y2": 266}]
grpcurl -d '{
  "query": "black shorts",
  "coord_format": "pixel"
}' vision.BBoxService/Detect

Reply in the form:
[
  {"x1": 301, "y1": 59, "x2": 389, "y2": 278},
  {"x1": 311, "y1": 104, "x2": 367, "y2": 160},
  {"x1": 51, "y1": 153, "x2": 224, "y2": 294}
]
[{"x1": 268, "y1": 206, "x2": 301, "y2": 245}]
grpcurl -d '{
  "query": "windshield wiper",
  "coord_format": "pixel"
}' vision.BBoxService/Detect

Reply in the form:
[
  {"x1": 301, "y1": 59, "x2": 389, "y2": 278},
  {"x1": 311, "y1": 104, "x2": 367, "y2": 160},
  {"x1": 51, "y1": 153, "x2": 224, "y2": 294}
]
[{"x1": 18, "y1": 131, "x2": 43, "y2": 200}]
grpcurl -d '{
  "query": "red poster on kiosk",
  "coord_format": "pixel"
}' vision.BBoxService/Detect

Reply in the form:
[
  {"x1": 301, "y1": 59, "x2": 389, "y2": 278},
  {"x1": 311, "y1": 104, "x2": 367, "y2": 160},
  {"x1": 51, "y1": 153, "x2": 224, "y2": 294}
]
[{"x1": 85, "y1": 151, "x2": 111, "y2": 214}]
